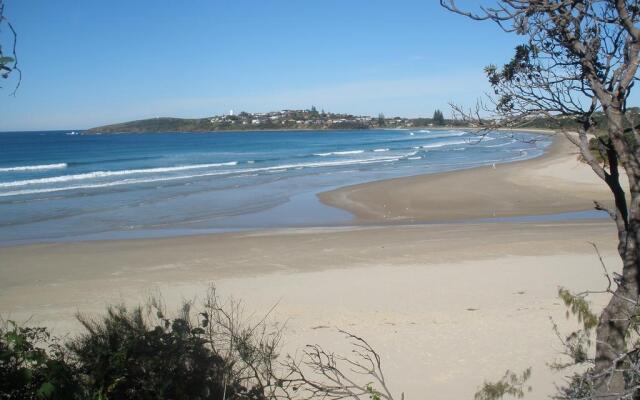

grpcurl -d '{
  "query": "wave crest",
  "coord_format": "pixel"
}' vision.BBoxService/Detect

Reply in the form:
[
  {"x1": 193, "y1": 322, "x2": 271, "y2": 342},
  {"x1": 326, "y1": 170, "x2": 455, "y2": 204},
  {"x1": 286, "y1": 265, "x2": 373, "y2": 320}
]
[
  {"x1": 314, "y1": 150, "x2": 365, "y2": 156},
  {"x1": 0, "y1": 163, "x2": 67, "y2": 172},
  {"x1": 0, "y1": 162, "x2": 238, "y2": 188},
  {"x1": 0, "y1": 155, "x2": 409, "y2": 196}
]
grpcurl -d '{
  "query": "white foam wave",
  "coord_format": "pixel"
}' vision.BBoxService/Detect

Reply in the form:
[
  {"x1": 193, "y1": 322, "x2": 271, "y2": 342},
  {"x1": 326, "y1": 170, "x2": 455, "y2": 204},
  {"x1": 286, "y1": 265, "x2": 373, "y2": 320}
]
[
  {"x1": 0, "y1": 163, "x2": 67, "y2": 172},
  {"x1": 447, "y1": 130, "x2": 468, "y2": 135},
  {"x1": 373, "y1": 148, "x2": 389, "y2": 152},
  {"x1": 423, "y1": 131, "x2": 467, "y2": 139},
  {"x1": 407, "y1": 156, "x2": 422, "y2": 160},
  {"x1": 395, "y1": 130, "x2": 467, "y2": 142},
  {"x1": 0, "y1": 155, "x2": 406, "y2": 197},
  {"x1": 0, "y1": 170, "x2": 234, "y2": 197},
  {"x1": 314, "y1": 150, "x2": 365, "y2": 156},
  {"x1": 421, "y1": 139, "x2": 469, "y2": 149},
  {"x1": 0, "y1": 162, "x2": 238, "y2": 188},
  {"x1": 253, "y1": 156, "x2": 401, "y2": 172}
]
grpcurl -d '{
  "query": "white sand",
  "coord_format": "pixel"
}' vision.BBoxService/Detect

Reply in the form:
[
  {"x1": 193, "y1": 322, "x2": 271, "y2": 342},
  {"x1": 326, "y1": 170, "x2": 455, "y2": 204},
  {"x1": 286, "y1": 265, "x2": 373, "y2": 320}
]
[{"x1": 0, "y1": 132, "x2": 623, "y2": 398}]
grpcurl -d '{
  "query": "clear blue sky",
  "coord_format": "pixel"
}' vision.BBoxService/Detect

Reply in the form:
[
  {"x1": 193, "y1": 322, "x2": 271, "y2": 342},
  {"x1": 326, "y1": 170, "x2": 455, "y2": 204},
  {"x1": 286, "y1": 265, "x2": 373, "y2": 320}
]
[{"x1": 1, "y1": 1, "x2": 529, "y2": 131}]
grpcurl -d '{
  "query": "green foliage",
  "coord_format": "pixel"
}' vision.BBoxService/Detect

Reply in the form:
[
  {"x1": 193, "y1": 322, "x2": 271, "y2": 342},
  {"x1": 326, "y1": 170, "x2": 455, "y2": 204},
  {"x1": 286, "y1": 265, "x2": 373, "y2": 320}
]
[
  {"x1": 501, "y1": 45, "x2": 534, "y2": 83},
  {"x1": 623, "y1": 339, "x2": 640, "y2": 398},
  {"x1": 67, "y1": 303, "x2": 256, "y2": 399},
  {"x1": 552, "y1": 373, "x2": 594, "y2": 400},
  {"x1": 328, "y1": 120, "x2": 369, "y2": 130},
  {"x1": 587, "y1": 129, "x2": 639, "y2": 166},
  {"x1": 0, "y1": 320, "x2": 81, "y2": 399},
  {"x1": 1, "y1": 290, "x2": 281, "y2": 400},
  {"x1": 553, "y1": 331, "x2": 591, "y2": 368},
  {"x1": 558, "y1": 288, "x2": 598, "y2": 331},
  {"x1": 365, "y1": 383, "x2": 381, "y2": 400},
  {"x1": 474, "y1": 368, "x2": 532, "y2": 400},
  {"x1": 587, "y1": 136, "x2": 609, "y2": 165},
  {"x1": 0, "y1": 0, "x2": 19, "y2": 86},
  {"x1": 0, "y1": 56, "x2": 14, "y2": 66},
  {"x1": 484, "y1": 44, "x2": 539, "y2": 114},
  {"x1": 432, "y1": 109, "x2": 445, "y2": 126}
]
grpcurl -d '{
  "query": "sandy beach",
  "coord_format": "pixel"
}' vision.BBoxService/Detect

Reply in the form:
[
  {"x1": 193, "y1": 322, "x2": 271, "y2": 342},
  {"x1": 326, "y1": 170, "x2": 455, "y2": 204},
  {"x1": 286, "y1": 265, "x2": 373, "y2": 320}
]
[
  {"x1": 0, "y1": 132, "x2": 623, "y2": 399},
  {"x1": 319, "y1": 133, "x2": 616, "y2": 223}
]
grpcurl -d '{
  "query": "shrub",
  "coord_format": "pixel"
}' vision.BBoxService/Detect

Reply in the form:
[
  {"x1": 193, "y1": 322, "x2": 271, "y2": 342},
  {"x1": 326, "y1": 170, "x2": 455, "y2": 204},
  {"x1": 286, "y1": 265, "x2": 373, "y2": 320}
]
[
  {"x1": 1, "y1": 287, "x2": 284, "y2": 399},
  {"x1": 67, "y1": 305, "x2": 229, "y2": 399},
  {"x1": 0, "y1": 320, "x2": 81, "y2": 399}
]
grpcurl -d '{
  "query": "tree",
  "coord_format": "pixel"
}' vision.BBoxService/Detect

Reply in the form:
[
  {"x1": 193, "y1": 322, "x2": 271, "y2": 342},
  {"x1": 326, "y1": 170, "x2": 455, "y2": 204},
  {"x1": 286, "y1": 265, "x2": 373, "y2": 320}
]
[
  {"x1": 433, "y1": 109, "x2": 445, "y2": 125},
  {"x1": 378, "y1": 113, "x2": 386, "y2": 126},
  {"x1": 441, "y1": 1, "x2": 640, "y2": 398},
  {"x1": 0, "y1": 0, "x2": 20, "y2": 93}
]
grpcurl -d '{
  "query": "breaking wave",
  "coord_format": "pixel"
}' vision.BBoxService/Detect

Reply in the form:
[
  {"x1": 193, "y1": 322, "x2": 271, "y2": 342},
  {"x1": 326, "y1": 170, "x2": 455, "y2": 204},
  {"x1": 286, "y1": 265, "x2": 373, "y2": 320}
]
[
  {"x1": 0, "y1": 155, "x2": 409, "y2": 197},
  {"x1": 0, "y1": 163, "x2": 67, "y2": 172},
  {"x1": 0, "y1": 162, "x2": 238, "y2": 188},
  {"x1": 314, "y1": 150, "x2": 365, "y2": 156}
]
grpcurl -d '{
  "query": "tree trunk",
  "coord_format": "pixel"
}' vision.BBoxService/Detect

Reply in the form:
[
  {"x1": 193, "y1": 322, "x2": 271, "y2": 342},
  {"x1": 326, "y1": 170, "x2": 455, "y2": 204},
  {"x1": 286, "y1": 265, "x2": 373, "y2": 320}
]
[
  {"x1": 594, "y1": 195, "x2": 640, "y2": 398},
  {"x1": 592, "y1": 102, "x2": 640, "y2": 398}
]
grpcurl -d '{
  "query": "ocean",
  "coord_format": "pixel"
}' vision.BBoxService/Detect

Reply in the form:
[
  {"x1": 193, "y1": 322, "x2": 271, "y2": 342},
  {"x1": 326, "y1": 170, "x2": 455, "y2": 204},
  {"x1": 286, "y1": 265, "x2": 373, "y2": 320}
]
[{"x1": 0, "y1": 129, "x2": 551, "y2": 245}]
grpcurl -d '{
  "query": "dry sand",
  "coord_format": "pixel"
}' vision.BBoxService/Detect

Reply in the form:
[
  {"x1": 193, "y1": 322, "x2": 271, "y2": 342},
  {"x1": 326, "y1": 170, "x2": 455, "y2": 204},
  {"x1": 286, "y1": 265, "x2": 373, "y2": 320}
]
[{"x1": 0, "y1": 132, "x2": 624, "y2": 399}]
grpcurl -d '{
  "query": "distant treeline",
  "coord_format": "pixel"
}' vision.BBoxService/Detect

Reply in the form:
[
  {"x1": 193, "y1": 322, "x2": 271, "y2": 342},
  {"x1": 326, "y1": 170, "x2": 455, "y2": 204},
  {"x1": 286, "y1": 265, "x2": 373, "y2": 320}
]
[{"x1": 84, "y1": 108, "x2": 639, "y2": 134}]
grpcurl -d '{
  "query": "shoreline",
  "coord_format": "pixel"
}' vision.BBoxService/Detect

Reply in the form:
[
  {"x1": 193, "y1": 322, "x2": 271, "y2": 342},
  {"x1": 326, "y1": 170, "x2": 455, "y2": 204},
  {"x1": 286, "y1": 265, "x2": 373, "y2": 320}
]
[
  {"x1": 318, "y1": 132, "x2": 615, "y2": 223},
  {"x1": 0, "y1": 128, "x2": 624, "y2": 398},
  {"x1": 1, "y1": 128, "x2": 559, "y2": 247}
]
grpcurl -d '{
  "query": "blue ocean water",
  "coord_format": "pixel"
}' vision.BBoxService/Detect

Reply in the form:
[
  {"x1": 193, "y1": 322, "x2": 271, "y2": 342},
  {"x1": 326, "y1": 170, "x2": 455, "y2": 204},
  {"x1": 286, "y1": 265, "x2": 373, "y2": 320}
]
[{"x1": 0, "y1": 129, "x2": 551, "y2": 245}]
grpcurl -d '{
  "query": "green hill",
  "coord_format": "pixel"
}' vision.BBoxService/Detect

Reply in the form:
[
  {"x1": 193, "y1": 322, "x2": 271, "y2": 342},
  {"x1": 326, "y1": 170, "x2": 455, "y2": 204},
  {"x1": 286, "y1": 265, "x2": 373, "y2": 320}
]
[{"x1": 85, "y1": 117, "x2": 218, "y2": 134}]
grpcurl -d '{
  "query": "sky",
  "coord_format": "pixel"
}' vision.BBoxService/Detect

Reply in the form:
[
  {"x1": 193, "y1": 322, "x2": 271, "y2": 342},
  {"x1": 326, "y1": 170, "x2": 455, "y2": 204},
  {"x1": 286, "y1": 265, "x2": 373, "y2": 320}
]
[{"x1": 1, "y1": 1, "x2": 530, "y2": 131}]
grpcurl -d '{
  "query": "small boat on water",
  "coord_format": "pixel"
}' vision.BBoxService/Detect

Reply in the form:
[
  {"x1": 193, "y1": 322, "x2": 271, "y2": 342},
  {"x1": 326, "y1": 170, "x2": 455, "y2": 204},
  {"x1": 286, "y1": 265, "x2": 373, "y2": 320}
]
[{"x1": 65, "y1": 131, "x2": 80, "y2": 136}]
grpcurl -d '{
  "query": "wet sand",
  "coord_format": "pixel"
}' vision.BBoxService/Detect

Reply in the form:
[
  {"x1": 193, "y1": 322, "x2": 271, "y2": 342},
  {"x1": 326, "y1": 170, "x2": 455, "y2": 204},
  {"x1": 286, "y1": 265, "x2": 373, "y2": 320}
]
[
  {"x1": 319, "y1": 134, "x2": 615, "y2": 222},
  {"x1": 0, "y1": 132, "x2": 622, "y2": 399}
]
